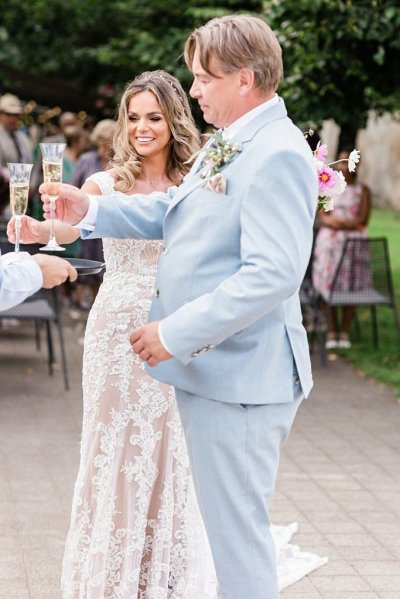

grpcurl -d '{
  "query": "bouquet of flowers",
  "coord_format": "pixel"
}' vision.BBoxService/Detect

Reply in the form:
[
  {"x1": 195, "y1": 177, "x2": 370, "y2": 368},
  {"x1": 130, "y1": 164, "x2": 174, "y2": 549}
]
[{"x1": 306, "y1": 130, "x2": 360, "y2": 212}]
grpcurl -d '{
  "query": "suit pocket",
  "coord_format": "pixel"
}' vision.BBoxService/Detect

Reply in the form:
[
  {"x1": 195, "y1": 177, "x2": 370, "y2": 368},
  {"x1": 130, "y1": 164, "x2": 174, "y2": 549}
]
[{"x1": 194, "y1": 188, "x2": 234, "y2": 208}]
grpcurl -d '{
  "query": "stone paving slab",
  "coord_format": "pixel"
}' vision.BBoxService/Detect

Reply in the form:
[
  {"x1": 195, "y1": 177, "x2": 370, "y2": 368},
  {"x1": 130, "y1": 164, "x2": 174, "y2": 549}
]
[{"x1": 0, "y1": 314, "x2": 399, "y2": 598}]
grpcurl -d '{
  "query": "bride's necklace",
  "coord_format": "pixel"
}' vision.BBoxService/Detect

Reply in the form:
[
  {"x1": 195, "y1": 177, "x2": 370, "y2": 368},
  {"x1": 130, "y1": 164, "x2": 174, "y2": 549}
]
[
  {"x1": 148, "y1": 176, "x2": 172, "y2": 189},
  {"x1": 149, "y1": 179, "x2": 163, "y2": 189}
]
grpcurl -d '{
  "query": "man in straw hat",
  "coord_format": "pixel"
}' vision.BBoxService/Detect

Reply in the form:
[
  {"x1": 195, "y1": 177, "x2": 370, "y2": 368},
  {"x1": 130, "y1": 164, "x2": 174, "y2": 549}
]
[{"x1": 0, "y1": 93, "x2": 34, "y2": 214}]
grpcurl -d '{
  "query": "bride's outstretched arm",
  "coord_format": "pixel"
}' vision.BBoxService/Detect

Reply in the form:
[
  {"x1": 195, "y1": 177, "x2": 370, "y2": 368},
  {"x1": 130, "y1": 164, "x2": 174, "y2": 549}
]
[
  {"x1": 9, "y1": 180, "x2": 105, "y2": 245},
  {"x1": 7, "y1": 215, "x2": 80, "y2": 245}
]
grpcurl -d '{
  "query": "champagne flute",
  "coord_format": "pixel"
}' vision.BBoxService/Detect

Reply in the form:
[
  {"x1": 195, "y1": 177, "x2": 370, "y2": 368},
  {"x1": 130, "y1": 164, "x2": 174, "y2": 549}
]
[
  {"x1": 39, "y1": 142, "x2": 66, "y2": 251},
  {"x1": 7, "y1": 162, "x2": 33, "y2": 257}
]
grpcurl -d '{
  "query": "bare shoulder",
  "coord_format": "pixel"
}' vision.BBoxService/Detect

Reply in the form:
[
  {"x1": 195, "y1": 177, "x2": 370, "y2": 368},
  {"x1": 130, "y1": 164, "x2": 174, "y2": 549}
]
[{"x1": 81, "y1": 179, "x2": 102, "y2": 195}]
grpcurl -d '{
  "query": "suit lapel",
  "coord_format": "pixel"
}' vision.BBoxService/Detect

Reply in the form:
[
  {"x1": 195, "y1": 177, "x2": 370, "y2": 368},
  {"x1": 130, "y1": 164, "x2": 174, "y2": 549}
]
[
  {"x1": 166, "y1": 98, "x2": 288, "y2": 216},
  {"x1": 166, "y1": 172, "x2": 205, "y2": 215}
]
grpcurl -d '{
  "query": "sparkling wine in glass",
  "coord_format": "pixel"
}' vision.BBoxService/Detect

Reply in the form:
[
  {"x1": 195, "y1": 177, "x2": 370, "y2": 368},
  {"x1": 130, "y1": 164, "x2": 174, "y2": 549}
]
[
  {"x1": 39, "y1": 142, "x2": 66, "y2": 251},
  {"x1": 7, "y1": 162, "x2": 33, "y2": 257}
]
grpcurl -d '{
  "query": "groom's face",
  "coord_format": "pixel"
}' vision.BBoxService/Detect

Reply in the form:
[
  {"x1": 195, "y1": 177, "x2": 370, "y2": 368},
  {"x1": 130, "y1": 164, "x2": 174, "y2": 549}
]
[{"x1": 189, "y1": 49, "x2": 242, "y2": 128}]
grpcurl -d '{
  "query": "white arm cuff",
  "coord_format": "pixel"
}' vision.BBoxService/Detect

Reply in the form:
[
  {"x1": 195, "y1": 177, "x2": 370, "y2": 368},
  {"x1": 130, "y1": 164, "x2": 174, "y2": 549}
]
[
  {"x1": 74, "y1": 195, "x2": 99, "y2": 231},
  {"x1": 158, "y1": 322, "x2": 174, "y2": 356}
]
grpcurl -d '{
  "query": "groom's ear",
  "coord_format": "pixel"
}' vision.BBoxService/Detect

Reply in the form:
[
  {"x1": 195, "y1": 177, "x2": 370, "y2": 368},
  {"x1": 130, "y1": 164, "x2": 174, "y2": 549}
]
[{"x1": 237, "y1": 68, "x2": 255, "y2": 96}]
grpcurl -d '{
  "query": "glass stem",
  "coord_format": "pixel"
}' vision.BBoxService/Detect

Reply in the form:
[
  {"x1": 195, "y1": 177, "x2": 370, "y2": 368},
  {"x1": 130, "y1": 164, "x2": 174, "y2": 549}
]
[
  {"x1": 15, "y1": 215, "x2": 21, "y2": 254},
  {"x1": 49, "y1": 199, "x2": 56, "y2": 242}
]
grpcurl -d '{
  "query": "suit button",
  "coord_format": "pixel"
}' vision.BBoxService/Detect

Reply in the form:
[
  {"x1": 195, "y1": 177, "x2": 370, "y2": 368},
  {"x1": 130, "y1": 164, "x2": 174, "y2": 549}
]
[
  {"x1": 162, "y1": 246, "x2": 169, "y2": 255},
  {"x1": 154, "y1": 288, "x2": 160, "y2": 298}
]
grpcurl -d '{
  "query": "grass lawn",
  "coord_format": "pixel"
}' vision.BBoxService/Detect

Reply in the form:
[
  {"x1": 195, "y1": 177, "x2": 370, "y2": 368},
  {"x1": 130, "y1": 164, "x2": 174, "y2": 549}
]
[{"x1": 335, "y1": 208, "x2": 400, "y2": 398}]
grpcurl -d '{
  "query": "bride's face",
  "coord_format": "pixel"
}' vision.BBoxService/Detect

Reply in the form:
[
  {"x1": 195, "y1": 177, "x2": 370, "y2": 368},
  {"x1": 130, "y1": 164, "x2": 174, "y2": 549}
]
[{"x1": 127, "y1": 91, "x2": 171, "y2": 159}]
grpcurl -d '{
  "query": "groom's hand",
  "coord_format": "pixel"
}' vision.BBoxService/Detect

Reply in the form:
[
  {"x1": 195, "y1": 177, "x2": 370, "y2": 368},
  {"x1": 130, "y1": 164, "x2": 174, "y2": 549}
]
[
  {"x1": 130, "y1": 321, "x2": 173, "y2": 367},
  {"x1": 39, "y1": 183, "x2": 90, "y2": 225}
]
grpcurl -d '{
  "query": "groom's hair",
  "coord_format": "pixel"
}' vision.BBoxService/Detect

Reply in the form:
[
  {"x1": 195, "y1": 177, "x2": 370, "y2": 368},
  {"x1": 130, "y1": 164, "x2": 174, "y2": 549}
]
[{"x1": 184, "y1": 15, "x2": 283, "y2": 94}]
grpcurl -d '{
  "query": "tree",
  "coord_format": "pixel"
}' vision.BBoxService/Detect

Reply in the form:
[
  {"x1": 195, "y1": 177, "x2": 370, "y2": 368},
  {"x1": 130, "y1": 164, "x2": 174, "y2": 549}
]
[
  {"x1": 0, "y1": 0, "x2": 262, "y2": 121},
  {"x1": 263, "y1": 0, "x2": 400, "y2": 145}
]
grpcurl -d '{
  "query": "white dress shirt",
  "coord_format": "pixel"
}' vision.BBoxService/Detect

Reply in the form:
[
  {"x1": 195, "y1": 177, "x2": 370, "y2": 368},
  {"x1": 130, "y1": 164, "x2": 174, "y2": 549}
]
[{"x1": 0, "y1": 252, "x2": 42, "y2": 311}]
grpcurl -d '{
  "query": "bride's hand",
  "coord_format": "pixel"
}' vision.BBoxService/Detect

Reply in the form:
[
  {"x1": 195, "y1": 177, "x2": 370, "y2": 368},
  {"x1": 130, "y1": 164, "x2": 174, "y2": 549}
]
[{"x1": 7, "y1": 215, "x2": 48, "y2": 245}]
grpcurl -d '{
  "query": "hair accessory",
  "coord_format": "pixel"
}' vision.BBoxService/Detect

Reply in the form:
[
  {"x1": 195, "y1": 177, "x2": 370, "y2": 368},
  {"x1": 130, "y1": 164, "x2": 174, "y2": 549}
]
[{"x1": 139, "y1": 73, "x2": 183, "y2": 100}]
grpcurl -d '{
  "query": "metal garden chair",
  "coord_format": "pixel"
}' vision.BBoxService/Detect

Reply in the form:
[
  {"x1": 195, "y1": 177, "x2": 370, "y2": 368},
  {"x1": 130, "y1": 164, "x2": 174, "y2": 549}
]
[{"x1": 319, "y1": 237, "x2": 400, "y2": 351}]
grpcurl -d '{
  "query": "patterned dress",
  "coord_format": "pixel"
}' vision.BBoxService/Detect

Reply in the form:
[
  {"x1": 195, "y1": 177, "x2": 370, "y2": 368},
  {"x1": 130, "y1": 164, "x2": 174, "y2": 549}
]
[
  {"x1": 312, "y1": 182, "x2": 368, "y2": 300},
  {"x1": 62, "y1": 171, "x2": 216, "y2": 599}
]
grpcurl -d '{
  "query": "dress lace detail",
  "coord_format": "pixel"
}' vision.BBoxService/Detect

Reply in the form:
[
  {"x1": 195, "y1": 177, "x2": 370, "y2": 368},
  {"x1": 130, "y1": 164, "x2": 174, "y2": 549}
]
[{"x1": 62, "y1": 171, "x2": 216, "y2": 598}]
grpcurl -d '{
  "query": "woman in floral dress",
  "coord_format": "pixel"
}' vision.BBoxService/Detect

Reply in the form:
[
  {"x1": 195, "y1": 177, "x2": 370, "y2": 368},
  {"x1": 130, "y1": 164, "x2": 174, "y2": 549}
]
[{"x1": 312, "y1": 148, "x2": 371, "y2": 349}]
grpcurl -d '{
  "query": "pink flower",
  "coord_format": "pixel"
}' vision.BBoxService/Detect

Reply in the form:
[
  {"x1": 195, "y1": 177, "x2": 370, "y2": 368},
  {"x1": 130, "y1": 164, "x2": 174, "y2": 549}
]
[
  {"x1": 318, "y1": 166, "x2": 337, "y2": 194},
  {"x1": 315, "y1": 141, "x2": 328, "y2": 162}
]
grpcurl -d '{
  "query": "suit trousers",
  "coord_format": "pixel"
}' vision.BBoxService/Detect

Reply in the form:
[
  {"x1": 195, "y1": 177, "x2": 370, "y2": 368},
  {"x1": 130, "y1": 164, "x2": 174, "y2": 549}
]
[{"x1": 175, "y1": 378, "x2": 303, "y2": 599}]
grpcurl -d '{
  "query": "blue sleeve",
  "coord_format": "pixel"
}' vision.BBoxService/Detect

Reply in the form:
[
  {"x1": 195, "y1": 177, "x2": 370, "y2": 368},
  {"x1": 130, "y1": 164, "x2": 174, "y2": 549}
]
[{"x1": 81, "y1": 187, "x2": 177, "y2": 241}]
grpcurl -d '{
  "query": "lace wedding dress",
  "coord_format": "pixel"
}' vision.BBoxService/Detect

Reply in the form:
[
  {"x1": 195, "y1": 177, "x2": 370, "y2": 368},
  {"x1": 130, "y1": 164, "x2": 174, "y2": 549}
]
[{"x1": 62, "y1": 171, "x2": 216, "y2": 599}]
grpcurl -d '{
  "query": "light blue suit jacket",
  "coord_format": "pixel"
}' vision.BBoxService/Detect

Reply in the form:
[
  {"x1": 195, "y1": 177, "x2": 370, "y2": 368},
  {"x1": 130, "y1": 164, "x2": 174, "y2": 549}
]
[{"x1": 84, "y1": 98, "x2": 318, "y2": 404}]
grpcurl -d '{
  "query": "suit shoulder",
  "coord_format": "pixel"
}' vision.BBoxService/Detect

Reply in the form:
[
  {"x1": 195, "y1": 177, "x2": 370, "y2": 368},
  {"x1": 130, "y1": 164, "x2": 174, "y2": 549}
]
[{"x1": 250, "y1": 118, "x2": 312, "y2": 164}]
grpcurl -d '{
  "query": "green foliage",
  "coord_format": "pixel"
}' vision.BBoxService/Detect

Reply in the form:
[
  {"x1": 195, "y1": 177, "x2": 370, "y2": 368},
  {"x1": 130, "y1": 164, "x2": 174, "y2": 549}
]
[
  {"x1": 0, "y1": 0, "x2": 262, "y2": 114},
  {"x1": 263, "y1": 0, "x2": 400, "y2": 135},
  {"x1": 0, "y1": 0, "x2": 398, "y2": 133}
]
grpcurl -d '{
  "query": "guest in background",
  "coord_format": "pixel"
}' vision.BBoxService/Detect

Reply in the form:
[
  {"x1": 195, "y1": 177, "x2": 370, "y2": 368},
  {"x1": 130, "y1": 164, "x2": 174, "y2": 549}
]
[
  {"x1": 71, "y1": 118, "x2": 116, "y2": 187},
  {"x1": 42, "y1": 111, "x2": 78, "y2": 144},
  {"x1": 63, "y1": 125, "x2": 89, "y2": 184},
  {"x1": 71, "y1": 119, "x2": 116, "y2": 308},
  {"x1": 312, "y1": 147, "x2": 372, "y2": 349},
  {"x1": 0, "y1": 94, "x2": 34, "y2": 217}
]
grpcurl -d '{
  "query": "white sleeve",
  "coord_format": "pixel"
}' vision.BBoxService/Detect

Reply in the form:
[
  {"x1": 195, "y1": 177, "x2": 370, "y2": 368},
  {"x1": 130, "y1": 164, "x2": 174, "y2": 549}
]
[
  {"x1": 0, "y1": 254, "x2": 43, "y2": 311},
  {"x1": 73, "y1": 195, "x2": 99, "y2": 231},
  {"x1": 158, "y1": 322, "x2": 174, "y2": 356}
]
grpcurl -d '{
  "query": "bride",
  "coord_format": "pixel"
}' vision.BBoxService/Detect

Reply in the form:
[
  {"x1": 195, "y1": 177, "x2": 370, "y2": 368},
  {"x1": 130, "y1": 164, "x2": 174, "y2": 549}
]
[{"x1": 12, "y1": 71, "x2": 216, "y2": 598}]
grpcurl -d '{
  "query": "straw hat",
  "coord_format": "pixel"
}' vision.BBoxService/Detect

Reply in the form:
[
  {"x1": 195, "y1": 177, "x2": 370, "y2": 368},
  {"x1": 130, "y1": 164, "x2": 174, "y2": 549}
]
[{"x1": 0, "y1": 93, "x2": 23, "y2": 115}]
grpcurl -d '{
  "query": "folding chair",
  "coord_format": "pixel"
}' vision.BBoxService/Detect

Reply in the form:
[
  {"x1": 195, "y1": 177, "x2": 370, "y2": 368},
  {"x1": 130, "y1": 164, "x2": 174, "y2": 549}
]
[
  {"x1": 318, "y1": 237, "x2": 400, "y2": 351},
  {"x1": 0, "y1": 238, "x2": 70, "y2": 390}
]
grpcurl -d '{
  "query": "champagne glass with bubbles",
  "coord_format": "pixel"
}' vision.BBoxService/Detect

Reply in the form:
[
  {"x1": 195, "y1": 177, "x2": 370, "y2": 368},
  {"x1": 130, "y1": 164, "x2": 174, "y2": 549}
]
[
  {"x1": 39, "y1": 142, "x2": 66, "y2": 251},
  {"x1": 8, "y1": 162, "x2": 33, "y2": 257}
]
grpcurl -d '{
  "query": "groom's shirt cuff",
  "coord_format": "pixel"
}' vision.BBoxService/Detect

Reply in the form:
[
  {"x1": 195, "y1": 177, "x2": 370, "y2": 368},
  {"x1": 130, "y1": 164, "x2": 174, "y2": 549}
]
[
  {"x1": 158, "y1": 322, "x2": 174, "y2": 356},
  {"x1": 74, "y1": 195, "x2": 99, "y2": 231}
]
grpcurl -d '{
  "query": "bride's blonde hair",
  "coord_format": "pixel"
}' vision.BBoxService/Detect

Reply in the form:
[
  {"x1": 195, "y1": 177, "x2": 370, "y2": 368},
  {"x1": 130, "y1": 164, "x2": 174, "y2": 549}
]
[{"x1": 111, "y1": 70, "x2": 200, "y2": 192}]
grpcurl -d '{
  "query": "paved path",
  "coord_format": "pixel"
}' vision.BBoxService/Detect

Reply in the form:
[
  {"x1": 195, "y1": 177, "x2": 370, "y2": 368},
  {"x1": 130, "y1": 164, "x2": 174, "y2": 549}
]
[{"x1": 0, "y1": 312, "x2": 399, "y2": 599}]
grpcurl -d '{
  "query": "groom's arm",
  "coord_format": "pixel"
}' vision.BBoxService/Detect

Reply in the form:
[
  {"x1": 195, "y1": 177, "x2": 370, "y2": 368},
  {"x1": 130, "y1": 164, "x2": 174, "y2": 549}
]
[
  {"x1": 80, "y1": 187, "x2": 177, "y2": 241},
  {"x1": 159, "y1": 150, "x2": 317, "y2": 364}
]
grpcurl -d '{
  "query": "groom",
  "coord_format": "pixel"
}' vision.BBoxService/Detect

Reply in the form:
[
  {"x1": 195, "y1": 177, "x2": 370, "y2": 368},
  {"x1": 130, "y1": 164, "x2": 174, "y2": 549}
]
[{"x1": 41, "y1": 15, "x2": 317, "y2": 598}]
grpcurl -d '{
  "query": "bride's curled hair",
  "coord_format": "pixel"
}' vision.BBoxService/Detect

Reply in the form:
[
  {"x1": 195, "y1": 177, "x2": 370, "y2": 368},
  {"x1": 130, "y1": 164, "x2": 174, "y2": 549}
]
[{"x1": 111, "y1": 70, "x2": 200, "y2": 192}]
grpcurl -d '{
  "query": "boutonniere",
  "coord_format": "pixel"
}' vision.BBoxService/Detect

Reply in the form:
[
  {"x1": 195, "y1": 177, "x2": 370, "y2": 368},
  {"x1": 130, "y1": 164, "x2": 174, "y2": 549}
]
[
  {"x1": 191, "y1": 131, "x2": 242, "y2": 179},
  {"x1": 199, "y1": 130, "x2": 242, "y2": 179}
]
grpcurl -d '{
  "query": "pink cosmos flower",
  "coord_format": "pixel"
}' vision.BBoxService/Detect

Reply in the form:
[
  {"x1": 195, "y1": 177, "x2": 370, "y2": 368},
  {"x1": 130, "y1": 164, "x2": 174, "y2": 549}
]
[
  {"x1": 315, "y1": 141, "x2": 328, "y2": 162},
  {"x1": 318, "y1": 166, "x2": 337, "y2": 194}
]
